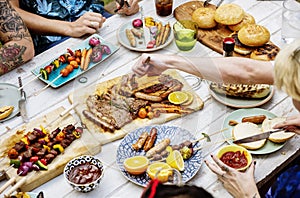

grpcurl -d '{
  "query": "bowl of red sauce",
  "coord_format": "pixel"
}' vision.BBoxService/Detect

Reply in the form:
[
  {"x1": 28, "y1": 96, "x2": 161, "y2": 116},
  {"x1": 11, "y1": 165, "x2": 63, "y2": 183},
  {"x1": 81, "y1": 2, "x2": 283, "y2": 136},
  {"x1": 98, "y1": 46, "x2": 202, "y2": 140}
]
[
  {"x1": 64, "y1": 155, "x2": 104, "y2": 193},
  {"x1": 217, "y1": 145, "x2": 252, "y2": 171}
]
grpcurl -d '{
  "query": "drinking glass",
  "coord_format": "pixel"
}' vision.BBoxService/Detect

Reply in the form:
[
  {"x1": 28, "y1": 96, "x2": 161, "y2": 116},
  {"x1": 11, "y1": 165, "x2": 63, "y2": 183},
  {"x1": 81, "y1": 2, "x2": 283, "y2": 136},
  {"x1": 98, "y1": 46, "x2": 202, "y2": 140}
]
[
  {"x1": 155, "y1": 0, "x2": 173, "y2": 17},
  {"x1": 282, "y1": 0, "x2": 300, "y2": 44},
  {"x1": 173, "y1": 20, "x2": 198, "y2": 51}
]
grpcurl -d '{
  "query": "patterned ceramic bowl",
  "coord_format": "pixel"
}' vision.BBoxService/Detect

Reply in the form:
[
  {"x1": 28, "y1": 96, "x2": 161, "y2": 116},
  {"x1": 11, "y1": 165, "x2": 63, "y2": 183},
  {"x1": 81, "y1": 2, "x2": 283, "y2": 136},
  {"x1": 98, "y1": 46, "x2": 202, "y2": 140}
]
[{"x1": 64, "y1": 155, "x2": 104, "y2": 193}]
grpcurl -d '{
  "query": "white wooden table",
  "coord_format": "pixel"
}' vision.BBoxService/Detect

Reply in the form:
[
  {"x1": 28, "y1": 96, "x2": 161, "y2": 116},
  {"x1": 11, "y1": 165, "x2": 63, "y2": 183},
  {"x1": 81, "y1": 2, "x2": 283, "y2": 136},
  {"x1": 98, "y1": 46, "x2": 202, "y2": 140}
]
[{"x1": 0, "y1": 0, "x2": 299, "y2": 197}]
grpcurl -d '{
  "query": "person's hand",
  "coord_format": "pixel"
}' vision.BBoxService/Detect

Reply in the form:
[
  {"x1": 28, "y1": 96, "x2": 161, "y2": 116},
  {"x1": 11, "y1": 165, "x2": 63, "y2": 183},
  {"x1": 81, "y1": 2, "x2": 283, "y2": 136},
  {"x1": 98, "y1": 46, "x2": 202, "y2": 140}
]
[
  {"x1": 205, "y1": 155, "x2": 260, "y2": 198},
  {"x1": 116, "y1": 0, "x2": 139, "y2": 16},
  {"x1": 132, "y1": 53, "x2": 170, "y2": 77},
  {"x1": 68, "y1": 12, "x2": 106, "y2": 37},
  {"x1": 273, "y1": 114, "x2": 300, "y2": 135}
]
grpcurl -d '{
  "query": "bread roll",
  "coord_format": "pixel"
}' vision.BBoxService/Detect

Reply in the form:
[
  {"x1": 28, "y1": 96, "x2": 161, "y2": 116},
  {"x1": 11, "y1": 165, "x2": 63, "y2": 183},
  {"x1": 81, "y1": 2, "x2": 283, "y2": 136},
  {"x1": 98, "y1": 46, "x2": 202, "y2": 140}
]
[
  {"x1": 214, "y1": 4, "x2": 244, "y2": 25},
  {"x1": 230, "y1": 32, "x2": 254, "y2": 55},
  {"x1": 228, "y1": 13, "x2": 256, "y2": 32},
  {"x1": 238, "y1": 24, "x2": 270, "y2": 47},
  {"x1": 0, "y1": 106, "x2": 14, "y2": 120},
  {"x1": 232, "y1": 122, "x2": 267, "y2": 150},
  {"x1": 192, "y1": 7, "x2": 217, "y2": 29},
  {"x1": 262, "y1": 117, "x2": 295, "y2": 143}
]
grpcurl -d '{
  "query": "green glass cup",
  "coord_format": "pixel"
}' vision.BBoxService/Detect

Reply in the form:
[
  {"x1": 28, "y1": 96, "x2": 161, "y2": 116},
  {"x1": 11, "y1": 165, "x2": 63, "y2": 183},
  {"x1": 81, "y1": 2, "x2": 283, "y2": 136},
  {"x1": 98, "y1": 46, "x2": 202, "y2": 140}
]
[{"x1": 173, "y1": 20, "x2": 198, "y2": 51}]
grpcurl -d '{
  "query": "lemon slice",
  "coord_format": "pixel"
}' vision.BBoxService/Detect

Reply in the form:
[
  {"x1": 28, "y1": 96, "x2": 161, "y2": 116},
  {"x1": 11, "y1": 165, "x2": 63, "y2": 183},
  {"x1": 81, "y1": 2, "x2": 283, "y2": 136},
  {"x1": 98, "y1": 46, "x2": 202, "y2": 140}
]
[
  {"x1": 146, "y1": 162, "x2": 172, "y2": 182},
  {"x1": 168, "y1": 91, "x2": 188, "y2": 105},
  {"x1": 173, "y1": 22, "x2": 185, "y2": 32},
  {"x1": 181, "y1": 91, "x2": 194, "y2": 106},
  {"x1": 123, "y1": 156, "x2": 149, "y2": 175},
  {"x1": 166, "y1": 150, "x2": 185, "y2": 171}
]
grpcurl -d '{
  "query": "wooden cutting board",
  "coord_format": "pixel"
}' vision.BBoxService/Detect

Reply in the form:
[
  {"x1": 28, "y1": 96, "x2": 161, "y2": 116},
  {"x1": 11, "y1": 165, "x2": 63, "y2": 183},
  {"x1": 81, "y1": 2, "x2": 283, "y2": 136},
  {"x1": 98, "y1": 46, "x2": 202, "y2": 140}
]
[
  {"x1": 0, "y1": 107, "x2": 102, "y2": 192},
  {"x1": 68, "y1": 70, "x2": 204, "y2": 145},
  {"x1": 173, "y1": 1, "x2": 278, "y2": 57}
]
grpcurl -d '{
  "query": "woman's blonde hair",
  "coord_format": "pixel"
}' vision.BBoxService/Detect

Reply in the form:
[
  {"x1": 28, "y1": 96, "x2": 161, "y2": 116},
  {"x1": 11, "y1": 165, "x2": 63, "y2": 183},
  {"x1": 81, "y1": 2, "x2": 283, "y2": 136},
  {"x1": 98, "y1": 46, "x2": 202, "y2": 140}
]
[{"x1": 274, "y1": 40, "x2": 300, "y2": 101}]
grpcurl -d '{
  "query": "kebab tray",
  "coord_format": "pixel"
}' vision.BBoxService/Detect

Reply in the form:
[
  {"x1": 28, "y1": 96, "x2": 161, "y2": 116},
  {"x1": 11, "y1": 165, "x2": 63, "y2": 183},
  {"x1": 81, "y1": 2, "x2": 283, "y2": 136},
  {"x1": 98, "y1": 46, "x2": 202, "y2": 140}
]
[
  {"x1": 0, "y1": 106, "x2": 102, "y2": 192},
  {"x1": 68, "y1": 70, "x2": 204, "y2": 144}
]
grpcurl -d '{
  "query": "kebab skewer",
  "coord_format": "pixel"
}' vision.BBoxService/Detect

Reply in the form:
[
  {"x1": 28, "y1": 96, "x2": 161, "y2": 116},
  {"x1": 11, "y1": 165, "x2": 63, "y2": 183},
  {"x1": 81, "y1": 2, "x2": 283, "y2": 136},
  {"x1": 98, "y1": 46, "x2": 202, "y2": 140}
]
[
  {"x1": 145, "y1": 128, "x2": 230, "y2": 161},
  {"x1": 0, "y1": 104, "x2": 78, "y2": 194}
]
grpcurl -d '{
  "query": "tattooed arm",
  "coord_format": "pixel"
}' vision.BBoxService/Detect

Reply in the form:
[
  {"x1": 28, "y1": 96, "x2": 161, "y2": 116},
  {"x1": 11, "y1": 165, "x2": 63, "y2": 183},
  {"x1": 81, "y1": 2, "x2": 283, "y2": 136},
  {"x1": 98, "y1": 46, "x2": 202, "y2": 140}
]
[{"x1": 0, "y1": 0, "x2": 34, "y2": 76}]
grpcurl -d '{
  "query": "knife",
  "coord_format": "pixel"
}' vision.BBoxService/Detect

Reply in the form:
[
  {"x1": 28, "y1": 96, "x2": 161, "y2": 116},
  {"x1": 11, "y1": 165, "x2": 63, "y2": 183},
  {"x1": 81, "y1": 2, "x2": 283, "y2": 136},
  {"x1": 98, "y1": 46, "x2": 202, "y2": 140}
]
[
  {"x1": 233, "y1": 128, "x2": 286, "y2": 144},
  {"x1": 140, "y1": 6, "x2": 151, "y2": 46},
  {"x1": 18, "y1": 77, "x2": 29, "y2": 123}
]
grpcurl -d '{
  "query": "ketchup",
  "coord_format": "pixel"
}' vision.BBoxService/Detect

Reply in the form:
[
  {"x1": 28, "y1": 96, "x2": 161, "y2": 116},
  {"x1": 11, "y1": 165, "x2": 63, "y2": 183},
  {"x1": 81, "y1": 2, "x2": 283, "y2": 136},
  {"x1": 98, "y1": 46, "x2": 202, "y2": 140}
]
[
  {"x1": 68, "y1": 163, "x2": 102, "y2": 184},
  {"x1": 220, "y1": 151, "x2": 248, "y2": 169}
]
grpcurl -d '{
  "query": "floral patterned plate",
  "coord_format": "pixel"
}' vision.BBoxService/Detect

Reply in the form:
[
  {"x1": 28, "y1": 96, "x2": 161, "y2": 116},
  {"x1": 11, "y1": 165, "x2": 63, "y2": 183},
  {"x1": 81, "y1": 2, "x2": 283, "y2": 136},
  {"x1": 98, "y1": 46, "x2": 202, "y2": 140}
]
[{"x1": 116, "y1": 125, "x2": 203, "y2": 187}]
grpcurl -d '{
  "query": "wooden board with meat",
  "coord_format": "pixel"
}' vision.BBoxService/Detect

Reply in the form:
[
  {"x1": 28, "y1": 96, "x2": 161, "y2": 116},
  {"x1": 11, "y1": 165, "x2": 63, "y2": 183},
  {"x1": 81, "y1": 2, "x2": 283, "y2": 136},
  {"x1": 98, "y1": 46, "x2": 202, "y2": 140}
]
[
  {"x1": 68, "y1": 70, "x2": 204, "y2": 144},
  {"x1": 0, "y1": 106, "x2": 101, "y2": 192}
]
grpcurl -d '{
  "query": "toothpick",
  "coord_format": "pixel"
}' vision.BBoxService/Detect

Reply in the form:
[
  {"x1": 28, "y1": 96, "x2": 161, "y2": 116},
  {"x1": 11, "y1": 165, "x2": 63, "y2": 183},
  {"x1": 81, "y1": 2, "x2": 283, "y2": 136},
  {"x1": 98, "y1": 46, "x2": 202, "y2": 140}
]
[
  {"x1": 192, "y1": 128, "x2": 229, "y2": 143},
  {"x1": 193, "y1": 137, "x2": 233, "y2": 151}
]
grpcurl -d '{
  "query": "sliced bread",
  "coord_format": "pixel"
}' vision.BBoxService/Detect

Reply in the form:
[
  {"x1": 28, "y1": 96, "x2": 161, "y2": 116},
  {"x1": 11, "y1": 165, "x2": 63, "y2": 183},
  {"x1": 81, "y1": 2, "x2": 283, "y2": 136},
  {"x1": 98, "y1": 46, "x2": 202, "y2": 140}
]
[
  {"x1": 232, "y1": 122, "x2": 267, "y2": 150},
  {"x1": 262, "y1": 117, "x2": 295, "y2": 143}
]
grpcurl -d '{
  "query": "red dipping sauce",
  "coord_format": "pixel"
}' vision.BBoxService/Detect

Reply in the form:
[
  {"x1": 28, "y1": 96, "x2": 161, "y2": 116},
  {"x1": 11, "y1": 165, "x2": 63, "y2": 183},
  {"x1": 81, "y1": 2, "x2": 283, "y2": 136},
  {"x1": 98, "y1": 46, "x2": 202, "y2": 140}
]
[
  {"x1": 68, "y1": 163, "x2": 102, "y2": 184},
  {"x1": 220, "y1": 151, "x2": 248, "y2": 169}
]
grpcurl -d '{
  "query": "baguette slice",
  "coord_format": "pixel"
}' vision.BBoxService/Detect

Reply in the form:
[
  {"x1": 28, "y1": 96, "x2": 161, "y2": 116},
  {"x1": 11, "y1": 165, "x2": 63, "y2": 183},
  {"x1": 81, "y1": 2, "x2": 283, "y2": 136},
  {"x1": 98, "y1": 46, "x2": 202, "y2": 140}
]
[
  {"x1": 210, "y1": 83, "x2": 271, "y2": 98},
  {"x1": 232, "y1": 122, "x2": 266, "y2": 150},
  {"x1": 262, "y1": 117, "x2": 295, "y2": 143}
]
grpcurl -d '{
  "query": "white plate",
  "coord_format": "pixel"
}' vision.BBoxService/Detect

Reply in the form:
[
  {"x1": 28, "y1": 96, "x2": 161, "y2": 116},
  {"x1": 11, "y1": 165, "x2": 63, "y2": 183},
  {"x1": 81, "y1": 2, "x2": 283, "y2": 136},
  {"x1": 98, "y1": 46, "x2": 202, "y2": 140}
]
[
  {"x1": 117, "y1": 20, "x2": 173, "y2": 52},
  {"x1": 222, "y1": 108, "x2": 286, "y2": 155},
  {"x1": 210, "y1": 85, "x2": 275, "y2": 108},
  {"x1": 0, "y1": 83, "x2": 20, "y2": 122},
  {"x1": 116, "y1": 125, "x2": 203, "y2": 187}
]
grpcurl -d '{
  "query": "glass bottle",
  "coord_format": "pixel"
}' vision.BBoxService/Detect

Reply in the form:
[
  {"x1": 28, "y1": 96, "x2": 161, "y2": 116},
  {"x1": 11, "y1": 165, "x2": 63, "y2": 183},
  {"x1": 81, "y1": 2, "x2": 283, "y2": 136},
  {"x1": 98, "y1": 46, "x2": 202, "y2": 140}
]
[{"x1": 223, "y1": 37, "x2": 235, "y2": 57}]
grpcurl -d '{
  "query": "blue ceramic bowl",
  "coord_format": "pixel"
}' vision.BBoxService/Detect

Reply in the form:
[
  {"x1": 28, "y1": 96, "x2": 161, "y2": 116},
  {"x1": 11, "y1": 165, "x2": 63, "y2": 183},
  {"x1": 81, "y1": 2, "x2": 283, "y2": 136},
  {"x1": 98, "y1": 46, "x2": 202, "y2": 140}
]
[{"x1": 64, "y1": 155, "x2": 104, "y2": 193}]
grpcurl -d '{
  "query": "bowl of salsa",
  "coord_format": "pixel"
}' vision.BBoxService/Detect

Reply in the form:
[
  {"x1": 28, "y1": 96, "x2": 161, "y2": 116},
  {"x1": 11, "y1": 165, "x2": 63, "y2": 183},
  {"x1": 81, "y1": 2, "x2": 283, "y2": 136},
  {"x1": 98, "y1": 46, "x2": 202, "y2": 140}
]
[
  {"x1": 217, "y1": 145, "x2": 252, "y2": 171},
  {"x1": 64, "y1": 155, "x2": 104, "y2": 193}
]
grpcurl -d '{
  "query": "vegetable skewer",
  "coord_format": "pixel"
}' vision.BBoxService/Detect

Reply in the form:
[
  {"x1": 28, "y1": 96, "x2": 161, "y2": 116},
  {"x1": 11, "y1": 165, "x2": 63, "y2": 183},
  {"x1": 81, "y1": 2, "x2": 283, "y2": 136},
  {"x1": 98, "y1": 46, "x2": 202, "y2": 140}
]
[
  {"x1": 192, "y1": 128, "x2": 229, "y2": 143},
  {"x1": 33, "y1": 74, "x2": 62, "y2": 96},
  {"x1": 193, "y1": 137, "x2": 233, "y2": 151},
  {"x1": 0, "y1": 171, "x2": 23, "y2": 194},
  {"x1": 0, "y1": 164, "x2": 14, "y2": 177},
  {"x1": 4, "y1": 177, "x2": 27, "y2": 197},
  {"x1": 149, "y1": 128, "x2": 230, "y2": 161},
  {"x1": 17, "y1": 75, "x2": 41, "y2": 91}
]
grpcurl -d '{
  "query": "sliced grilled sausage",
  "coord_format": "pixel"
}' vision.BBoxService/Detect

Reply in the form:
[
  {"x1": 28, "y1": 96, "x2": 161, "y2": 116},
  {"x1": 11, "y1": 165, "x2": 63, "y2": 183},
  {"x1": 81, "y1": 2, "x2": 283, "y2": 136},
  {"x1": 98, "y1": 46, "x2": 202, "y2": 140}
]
[
  {"x1": 242, "y1": 115, "x2": 267, "y2": 124},
  {"x1": 132, "y1": 132, "x2": 149, "y2": 151},
  {"x1": 143, "y1": 127, "x2": 158, "y2": 151},
  {"x1": 146, "y1": 138, "x2": 171, "y2": 158},
  {"x1": 134, "y1": 92, "x2": 163, "y2": 102}
]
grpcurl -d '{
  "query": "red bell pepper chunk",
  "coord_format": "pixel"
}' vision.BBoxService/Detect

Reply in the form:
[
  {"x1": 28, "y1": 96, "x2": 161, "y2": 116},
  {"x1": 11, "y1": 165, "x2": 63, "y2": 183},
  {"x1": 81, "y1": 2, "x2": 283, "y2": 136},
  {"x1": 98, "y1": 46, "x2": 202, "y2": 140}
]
[
  {"x1": 44, "y1": 65, "x2": 53, "y2": 74},
  {"x1": 40, "y1": 158, "x2": 47, "y2": 166},
  {"x1": 30, "y1": 156, "x2": 39, "y2": 163},
  {"x1": 67, "y1": 48, "x2": 75, "y2": 56}
]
